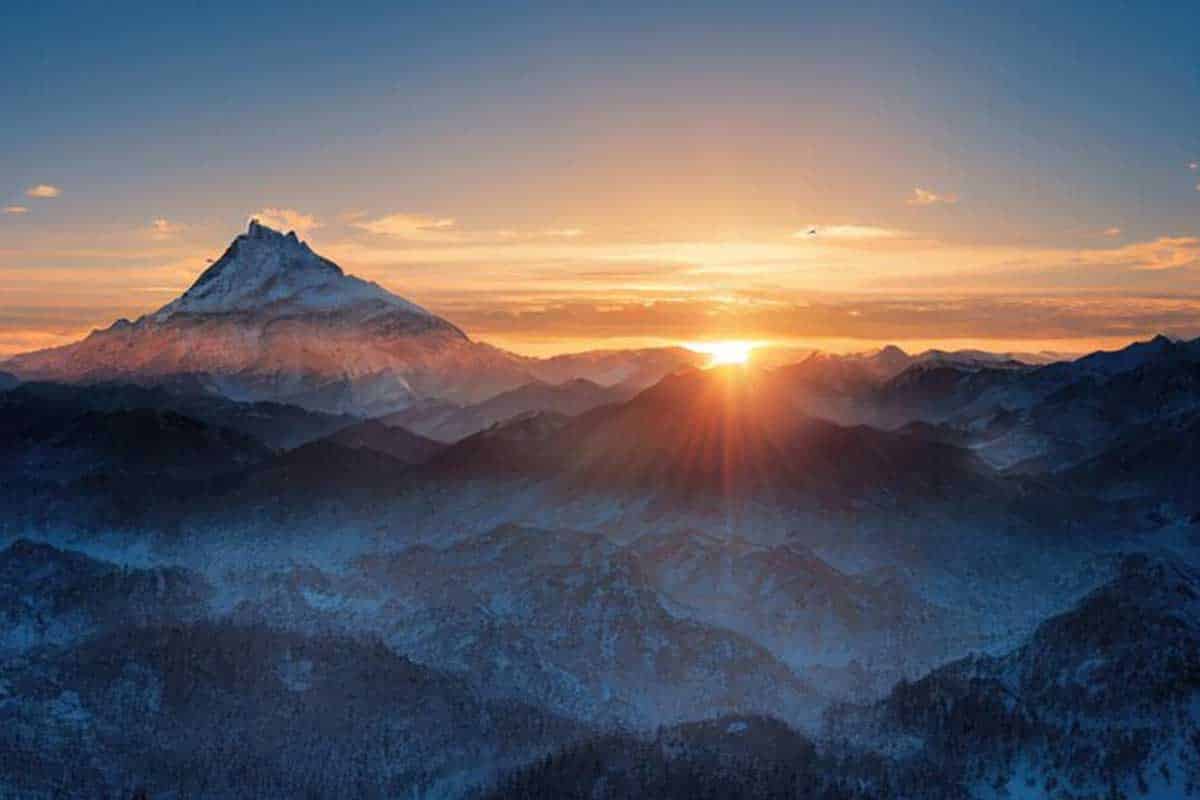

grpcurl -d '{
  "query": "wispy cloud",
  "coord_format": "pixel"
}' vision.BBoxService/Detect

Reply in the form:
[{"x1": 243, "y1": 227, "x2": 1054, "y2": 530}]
[
  {"x1": 530, "y1": 228, "x2": 584, "y2": 239},
  {"x1": 1121, "y1": 236, "x2": 1200, "y2": 271},
  {"x1": 906, "y1": 187, "x2": 958, "y2": 206},
  {"x1": 354, "y1": 213, "x2": 458, "y2": 242},
  {"x1": 1102, "y1": 226, "x2": 1122, "y2": 237},
  {"x1": 793, "y1": 224, "x2": 907, "y2": 240},
  {"x1": 251, "y1": 207, "x2": 321, "y2": 236},
  {"x1": 25, "y1": 184, "x2": 61, "y2": 199},
  {"x1": 2, "y1": 205, "x2": 28, "y2": 215},
  {"x1": 149, "y1": 218, "x2": 186, "y2": 240},
  {"x1": 1190, "y1": 161, "x2": 1199, "y2": 171},
  {"x1": 354, "y1": 212, "x2": 585, "y2": 244}
]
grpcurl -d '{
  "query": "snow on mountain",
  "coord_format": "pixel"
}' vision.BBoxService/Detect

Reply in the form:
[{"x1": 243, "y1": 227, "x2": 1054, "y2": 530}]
[
  {"x1": 155, "y1": 220, "x2": 438, "y2": 322},
  {"x1": 834, "y1": 553, "x2": 1200, "y2": 798},
  {"x1": 1, "y1": 221, "x2": 701, "y2": 416}
]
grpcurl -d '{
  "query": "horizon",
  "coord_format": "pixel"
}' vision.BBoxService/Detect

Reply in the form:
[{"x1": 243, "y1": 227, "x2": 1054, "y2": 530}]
[
  {"x1": 0, "y1": 217, "x2": 1184, "y2": 363},
  {"x1": 3, "y1": 2, "x2": 1200, "y2": 359},
  {"x1": 11, "y1": 214, "x2": 1176, "y2": 364}
]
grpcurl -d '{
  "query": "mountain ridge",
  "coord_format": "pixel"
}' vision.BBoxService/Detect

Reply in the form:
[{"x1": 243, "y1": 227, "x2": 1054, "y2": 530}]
[{"x1": 1, "y1": 222, "x2": 700, "y2": 415}]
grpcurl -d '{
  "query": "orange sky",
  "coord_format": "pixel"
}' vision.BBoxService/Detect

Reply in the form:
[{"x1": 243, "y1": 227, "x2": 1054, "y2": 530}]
[
  {"x1": 2, "y1": 212, "x2": 1199, "y2": 359},
  {"x1": 3, "y1": 4, "x2": 1199, "y2": 359}
]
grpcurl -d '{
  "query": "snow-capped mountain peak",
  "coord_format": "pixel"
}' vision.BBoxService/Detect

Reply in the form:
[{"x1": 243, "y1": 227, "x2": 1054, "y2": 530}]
[{"x1": 154, "y1": 220, "x2": 433, "y2": 321}]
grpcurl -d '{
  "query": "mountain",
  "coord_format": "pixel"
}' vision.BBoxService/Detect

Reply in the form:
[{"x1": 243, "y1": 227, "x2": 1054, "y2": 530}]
[
  {"x1": 0, "y1": 398, "x2": 270, "y2": 484},
  {"x1": 383, "y1": 377, "x2": 632, "y2": 442},
  {"x1": 348, "y1": 523, "x2": 819, "y2": 728},
  {"x1": 319, "y1": 418, "x2": 445, "y2": 464},
  {"x1": 0, "y1": 371, "x2": 17, "y2": 391},
  {"x1": 490, "y1": 553, "x2": 1200, "y2": 800},
  {"x1": 1, "y1": 222, "x2": 700, "y2": 416},
  {"x1": 2, "y1": 221, "x2": 506, "y2": 415},
  {"x1": 954, "y1": 335, "x2": 1200, "y2": 471},
  {"x1": 0, "y1": 539, "x2": 211, "y2": 655},
  {"x1": 0, "y1": 380, "x2": 357, "y2": 449},
  {"x1": 420, "y1": 366, "x2": 998, "y2": 504},
  {"x1": 629, "y1": 529, "x2": 972, "y2": 689},
  {"x1": 1065, "y1": 407, "x2": 1200, "y2": 516},
  {"x1": 830, "y1": 553, "x2": 1200, "y2": 798},
  {"x1": 1, "y1": 624, "x2": 584, "y2": 799},
  {"x1": 483, "y1": 715, "x2": 959, "y2": 800},
  {"x1": 781, "y1": 335, "x2": 1200, "y2": 473}
]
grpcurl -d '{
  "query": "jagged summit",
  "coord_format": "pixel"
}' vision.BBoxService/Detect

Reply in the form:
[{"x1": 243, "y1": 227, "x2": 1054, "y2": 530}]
[
  {"x1": 0, "y1": 221, "x2": 706, "y2": 414},
  {"x1": 154, "y1": 220, "x2": 435, "y2": 321}
]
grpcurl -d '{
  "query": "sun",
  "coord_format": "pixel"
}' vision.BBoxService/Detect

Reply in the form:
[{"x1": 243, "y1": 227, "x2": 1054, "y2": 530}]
[{"x1": 689, "y1": 340, "x2": 758, "y2": 367}]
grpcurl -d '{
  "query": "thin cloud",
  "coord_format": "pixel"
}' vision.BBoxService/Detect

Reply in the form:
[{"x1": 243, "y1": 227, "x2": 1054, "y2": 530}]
[
  {"x1": 354, "y1": 213, "x2": 458, "y2": 242},
  {"x1": 355, "y1": 213, "x2": 584, "y2": 243},
  {"x1": 3, "y1": 205, "x2": 28, "y2": 215},
  {"x1": 149, "y1": 218, "x2": 185, "y2": 240},
  {"x1": 1190, "y1": 161, "x2": 1199, "y2": 171},
  {"x1": 906, "y1": 187, "x2": 958, "y2": 206},
  {"x1": 1121, "y1": 236, "x2": 1200, "y2": 271},
  {"x1": 25, "y1": 184, "x2": 61, "y2": 199},
  {"x1": 251, "y1": 207, "x2": 321, "y2": 236},
  {"x1": 1102, "y1": 227, "x2": 1122, "y2": 237},
  {"x1": 793, "y1": 225, "x2": 907, "y2": 240}
]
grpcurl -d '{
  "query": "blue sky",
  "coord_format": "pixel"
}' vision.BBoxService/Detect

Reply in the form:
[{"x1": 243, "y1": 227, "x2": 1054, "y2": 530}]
[{"x1": 2, "y1": 1, "x2": 1199, "y2": 354}]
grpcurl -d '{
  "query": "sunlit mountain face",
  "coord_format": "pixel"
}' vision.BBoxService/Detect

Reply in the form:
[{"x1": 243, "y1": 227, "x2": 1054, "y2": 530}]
[{"x1": 4, "y1": 2, "x2": 1200, "y2": 798}]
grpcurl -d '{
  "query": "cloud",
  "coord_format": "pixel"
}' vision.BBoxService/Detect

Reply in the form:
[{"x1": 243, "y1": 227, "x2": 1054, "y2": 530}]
[
  {"x1": 436, "y1": 294, "x2": 1200, "y2": 353},
  {"x1": 1190, "y1": 161, "x2": 1199, "y2": 171},
  {"x1": 3, "y1": 205, "x2": 28, "y2": 215},
  {"x1": 1102, "y1": 227, "x2": 1122, "y2": 237},
  {"x1": 25, "y1": 184, "x2": 61, "y2": 199},
  {"x1": 251, "y1": 207, "x2": 321, "y2": 236},
  {"x1": 793, "y1": 224, "x2": 907, "y2": 240},
  {"x1": 149, "y1": 218, "x2": 185, "y2": 240},
  {"x1": 353, "y1": 213, "x2": 458, "y2": 242},
  {"x1": 1120, "y1": 236, "x2": 1200, "y2": 271},
  {"x1": 906, "y1": 187, "x2": 958, "y2": 206},
  {"x1": 354, "y1": 213, "x2": 585, "y2": 244}
]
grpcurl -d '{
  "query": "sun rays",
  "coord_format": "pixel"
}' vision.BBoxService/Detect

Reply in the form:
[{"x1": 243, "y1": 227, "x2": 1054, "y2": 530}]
[{"x1": 688, "y1": 340, "x2": 759, "y2": 367}]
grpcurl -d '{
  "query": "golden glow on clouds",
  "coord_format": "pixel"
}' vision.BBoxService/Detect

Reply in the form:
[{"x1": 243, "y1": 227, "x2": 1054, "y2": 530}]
[
  {"x1": 251, "y1": 208, "x2": 322, "y2": 236},
  {"x1": 150, "y1": 218, "x2": 186, "y2": 240},
  {"x1": 906, "y1": 187, "x2": 958, "y2": 206},
  {"x1": 2, "y1": 210, "x2": 1200, "y2": 359},
  {"x1": 25, "y1": 184, "x2": 61, "y2": 199},
  {"x1": 3, "y1": 206, "x2": 28, "y2": 215},
  {"x1": 791, "y1": 225, "x2": 907, "y2": 240},
  {"x1": 351, "y1": 213, "x2": 585, "y2": 244},
  {"x1": 354, "y1": 212, "x2": 457, "y2": 241}
]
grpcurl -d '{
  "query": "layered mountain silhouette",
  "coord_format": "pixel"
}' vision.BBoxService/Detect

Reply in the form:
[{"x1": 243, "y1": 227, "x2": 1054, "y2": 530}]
[{"x1": 419, "y1": 365, "x2": 1000, "y2": 507}]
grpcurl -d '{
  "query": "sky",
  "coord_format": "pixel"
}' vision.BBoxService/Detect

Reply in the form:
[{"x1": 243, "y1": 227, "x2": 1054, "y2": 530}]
[{"x1": 2, "y1": 0, "x2": 1199, "y2": 357}]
